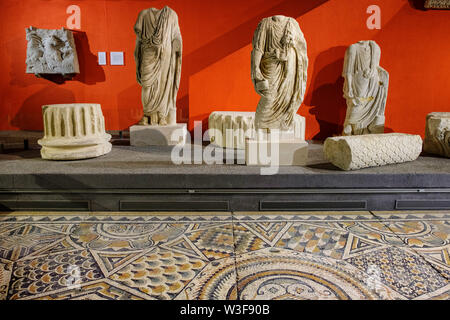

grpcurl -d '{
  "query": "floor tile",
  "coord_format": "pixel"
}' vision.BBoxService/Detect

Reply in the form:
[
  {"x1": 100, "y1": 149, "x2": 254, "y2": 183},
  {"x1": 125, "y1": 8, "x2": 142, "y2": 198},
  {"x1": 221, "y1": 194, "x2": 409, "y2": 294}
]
[
  {"x1": 233, "y1": 248, "x2": 404, "y2": 300},
  {"x1": 7, "y1": 249, "x2": 104, "y2": 300},
  {"x1": 175, "y1": 256, "x2": 238, "y2": 300},
  {"x1": 0, "y1": 224, "x2": 67, "y2": 261},
  {"x1": 0, "y1": 258, "x2": 13, "y2": 300},
  {"x1": 371, "y1": 211, "x2": 450, "y2": 279},
  {"x1": 345, "y1": 246, "x2": 448, "y2": 299},
  {"x1": 0, "y1": 211, "x2": 448, "y2": 300},
  {"x1": 233, "y1": 213, "x2": 392, "y2": 259},
  {"x1": 108, "y1": 246, "x2": 208, "y2": 300}
]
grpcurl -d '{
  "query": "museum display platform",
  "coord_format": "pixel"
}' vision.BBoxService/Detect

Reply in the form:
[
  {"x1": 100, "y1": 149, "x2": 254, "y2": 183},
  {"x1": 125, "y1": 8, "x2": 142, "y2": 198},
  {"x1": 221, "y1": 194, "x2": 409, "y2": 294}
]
[{"x1": 0, "y1": 133, "x2": 449, "y2": 212}]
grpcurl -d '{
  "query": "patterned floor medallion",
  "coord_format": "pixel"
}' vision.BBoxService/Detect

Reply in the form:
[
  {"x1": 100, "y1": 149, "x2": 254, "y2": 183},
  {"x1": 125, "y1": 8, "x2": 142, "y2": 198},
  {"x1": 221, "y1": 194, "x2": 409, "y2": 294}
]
[
  {"x1": 346, "y1": 246, "x2": 448, "y2": 299},
  {"x1": 180, "y1": 248, "x2": 401, "y2": 300},
  {"x1": 0, "y1": 212, "x2": 448, "y2": 300},
  {"x1": 234, "y1": 249, "x2": 398, "y2": 300}
]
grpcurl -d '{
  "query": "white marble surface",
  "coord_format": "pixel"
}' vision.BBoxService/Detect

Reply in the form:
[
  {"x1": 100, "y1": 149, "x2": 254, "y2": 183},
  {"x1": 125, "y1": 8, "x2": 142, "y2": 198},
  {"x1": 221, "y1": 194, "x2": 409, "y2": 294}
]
[
  {"x1": 134, "y1": 6, "x2": 182, "y2": 126},
  {"x1": 38, "y1": 104, "x2": 111, "y2": 160},
  {"x1": 245, "y1": 138, "x2": 308, "y2": 166},
  {"x1": 25, "y1": 27, "x2": 79, "y2": 75},
  {"x1": 251, "y1": 16, "x2": 308, "y2": 133},
  {"x1": 324, "y1": 133, "x2": 422, "y2": 171},
  {"x1": 424, "y1": 112, "x2": 450, "y2": 158},
  {"x1": 208, "y1": 111, "x2": 305, "y2": 149},
  {"x1": 130, "y1": 124, "x2": 187, "y2": 146},
  {"x1": 342, "y1": 40, "x2": 389, "y2": 136}
]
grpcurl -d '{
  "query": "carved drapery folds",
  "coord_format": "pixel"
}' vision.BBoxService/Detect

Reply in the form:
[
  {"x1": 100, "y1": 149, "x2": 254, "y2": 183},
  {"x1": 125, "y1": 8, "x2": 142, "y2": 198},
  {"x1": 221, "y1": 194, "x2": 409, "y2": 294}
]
[
  {"x1": 251, "y1": 16, "x2": 308, "y2": 132},
  {"x1": 342, "y1": 40, "x2": 389, "y2": 136},
  {"x1": 134, "y1": 6, "x2": 182, "y2": 126}
]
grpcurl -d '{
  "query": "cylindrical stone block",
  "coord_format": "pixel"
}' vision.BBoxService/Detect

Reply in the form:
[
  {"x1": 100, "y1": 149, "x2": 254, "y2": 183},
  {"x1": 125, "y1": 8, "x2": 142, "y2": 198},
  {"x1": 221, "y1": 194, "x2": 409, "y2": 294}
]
[
  {"x1": 208, "y1": 111, "x2": 306, "y2": 149},
  {"x1": 324, "y1": 133, "x2": 423, "y2": 171},
  {"x1": 38, "y1": 103, "x2": 112, "y2": 160}
]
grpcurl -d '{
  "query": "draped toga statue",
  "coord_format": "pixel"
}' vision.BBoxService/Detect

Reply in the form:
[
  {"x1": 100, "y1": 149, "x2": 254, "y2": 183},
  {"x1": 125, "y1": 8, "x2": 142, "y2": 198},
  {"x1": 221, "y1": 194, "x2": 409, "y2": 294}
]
[
  {"x1": 134, "y1": 6, "x2": 182, "y2": 126},
  {"x1": 251, "y1": 15, "x2": 308, "y2": 133},
  {"x1": 342, "y1": 40, "x2": 389, "y2": 136}
]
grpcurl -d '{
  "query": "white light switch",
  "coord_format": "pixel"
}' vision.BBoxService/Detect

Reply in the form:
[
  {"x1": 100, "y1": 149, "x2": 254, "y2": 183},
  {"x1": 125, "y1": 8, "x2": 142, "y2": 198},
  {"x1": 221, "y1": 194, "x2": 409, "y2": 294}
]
[
  {"x1": 110, "y1": 52, "x2": 124, "y2": 66},
  {"x1": 98, "y1": 52, "x2": 106, "y2": 65}
]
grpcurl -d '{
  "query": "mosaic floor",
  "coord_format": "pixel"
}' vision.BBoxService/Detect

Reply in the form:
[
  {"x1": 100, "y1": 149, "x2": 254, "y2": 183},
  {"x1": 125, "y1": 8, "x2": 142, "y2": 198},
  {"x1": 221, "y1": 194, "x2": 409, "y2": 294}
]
[{"x1": 0, "y1": 211, "x2": 448, "y2": 300}]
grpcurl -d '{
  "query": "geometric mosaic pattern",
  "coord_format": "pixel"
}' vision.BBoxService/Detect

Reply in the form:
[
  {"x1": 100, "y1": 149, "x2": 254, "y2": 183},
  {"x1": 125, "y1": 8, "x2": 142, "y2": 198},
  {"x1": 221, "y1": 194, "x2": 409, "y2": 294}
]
[{"x1": 0, "y1": 211, "x2": 448, "y2": 300}]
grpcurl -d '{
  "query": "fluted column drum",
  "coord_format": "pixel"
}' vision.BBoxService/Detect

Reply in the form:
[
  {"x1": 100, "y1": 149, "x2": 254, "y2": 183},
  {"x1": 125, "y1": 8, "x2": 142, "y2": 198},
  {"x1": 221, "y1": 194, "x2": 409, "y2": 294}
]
[
  {"x1": 38, "y1": 103, "x2": 112, "y2": 160},
  {"x1": 209, "y1": 111, "x2": 306, "y2": 149}
]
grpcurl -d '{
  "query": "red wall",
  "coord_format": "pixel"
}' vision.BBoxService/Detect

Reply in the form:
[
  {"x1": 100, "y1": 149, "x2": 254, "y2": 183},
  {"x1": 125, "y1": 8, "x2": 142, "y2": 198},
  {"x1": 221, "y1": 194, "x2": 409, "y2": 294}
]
[{"x1": 1, "y1": 0, "x2": 449, "y2": 140}]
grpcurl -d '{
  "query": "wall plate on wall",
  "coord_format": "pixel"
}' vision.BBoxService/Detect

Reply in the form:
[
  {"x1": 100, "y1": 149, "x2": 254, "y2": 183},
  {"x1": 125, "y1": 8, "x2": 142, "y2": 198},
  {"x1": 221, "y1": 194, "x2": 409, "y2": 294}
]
[
  {"x1": 98, "y1": 52, "x2": 106, "y2": 65},
  {"x1": 110, "y1": 52, "x2": 124, "y2": 66}
]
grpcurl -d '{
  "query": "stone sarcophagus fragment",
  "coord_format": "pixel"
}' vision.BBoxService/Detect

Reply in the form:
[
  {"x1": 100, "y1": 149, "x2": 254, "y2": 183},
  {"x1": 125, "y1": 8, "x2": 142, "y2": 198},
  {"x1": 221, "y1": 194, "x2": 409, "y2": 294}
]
[
  {"x1": 423, "y1": 112, "x2": 450, "y2": 158},
  {"x1": 324, "y1": 133, "x2": 423, "y2": 171},
  {"x1": 208, "y1": 111, "x2": 305, "y2": 149},
  {"x1": 38, "y1": 104, "x2": 112, "y2": 160},
  {"x1": 25, "y1": 27, "x2": 80, "y2": 77},
  {"x1": 425, "y1": 0, "x2": 450, "y2": 9}
]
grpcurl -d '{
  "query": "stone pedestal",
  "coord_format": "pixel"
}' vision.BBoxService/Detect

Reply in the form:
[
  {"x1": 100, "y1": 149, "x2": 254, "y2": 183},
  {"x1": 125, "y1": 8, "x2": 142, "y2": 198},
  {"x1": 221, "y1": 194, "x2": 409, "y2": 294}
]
[
  {"x1": 245, "y1": 138, "x2": 308, "y2": 166},
  {"x1": 38, "y1": 103, "x2": 112, "y2": 160},
  {"x1": 209, "y1": 111, "x2": 305, "y2": 149},
  {"x1": 130, "y1": 124, "x2": 187, "y2": 147},
  {"x1": 423, "y1": 112, "x2": 449, "y2": 158}
]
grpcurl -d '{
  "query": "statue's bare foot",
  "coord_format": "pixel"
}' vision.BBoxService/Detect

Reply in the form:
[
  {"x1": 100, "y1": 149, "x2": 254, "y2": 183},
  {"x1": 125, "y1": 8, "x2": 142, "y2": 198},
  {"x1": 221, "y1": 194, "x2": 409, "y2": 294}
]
[
  {"x1": 343, "y1": 124, "x2": 353, "y2": 136},
  {"x1": 159, "y1": 117, "x2": 168, "y2": 126},
  {"x1": 138, "y1": 116, "x2": 148, "y2": 126}
]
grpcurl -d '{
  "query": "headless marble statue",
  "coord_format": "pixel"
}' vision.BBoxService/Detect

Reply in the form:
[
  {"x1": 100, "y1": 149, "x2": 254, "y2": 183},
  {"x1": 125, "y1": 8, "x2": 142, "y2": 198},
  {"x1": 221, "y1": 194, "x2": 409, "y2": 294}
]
[
  {"x1": 251, "y1": 15, "x2": 308, "y2": 134},
  {"x1": 342, "y1": 40, "x2": 389, "y2": 136},
  {"x1": 134, "y1": 6, "x2": 182, "y2": 126}
]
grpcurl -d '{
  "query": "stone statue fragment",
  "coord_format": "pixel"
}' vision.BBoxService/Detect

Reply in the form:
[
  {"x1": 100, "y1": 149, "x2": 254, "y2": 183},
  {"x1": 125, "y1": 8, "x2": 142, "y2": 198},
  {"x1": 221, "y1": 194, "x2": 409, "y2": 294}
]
[
  {"x1": 246, "y1": 16, "x2": 309, "y2": 166},
  {"x1": 423, "y1": 112, "x2": 450, "y2": 158},
  {"x1": 25, "y1": 27, "x2": 79, "y2": 77},
  {"x1": 342, "y1": 40, "x2": 389, "y2": 136},
  {"x1": 38, "y1": 104, "x2": 112, "y2": 160},
  {"x1": 134, "y1": 6, "x2": 182, "y2": 126},
  {"x1": 324, "y1": 133, "x2": 422, "y2": 171},
  {"x1": 251, "y1": 15, "x2": 308, "y2": 133},
  {"x1": 425, "y1": 0, "x2": 450, "y2": 9},
  {"x1": 209, "y1": 111, "x2": 305, "y2": 149}
]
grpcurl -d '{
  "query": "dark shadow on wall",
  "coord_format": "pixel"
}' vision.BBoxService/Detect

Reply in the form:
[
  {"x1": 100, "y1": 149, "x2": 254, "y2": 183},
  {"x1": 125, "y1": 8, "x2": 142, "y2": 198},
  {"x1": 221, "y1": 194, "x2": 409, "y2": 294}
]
[
  {"x1": 72, "y1": 30, "x2": 106, "y2": 85},
  {"x1": 307, "y1": 46, "x2": 347, "y2": 141},
  {"x1": 8, "y1": 37, "x2": 38, "y2": 88},
  {"x1": 407, "y1": 0, "x2": 426, "y2": 10},
  {"x1": 11, "y1": 86, "x2": 75, "y2": 131},
  {"x1": 178, "y1": 0, "x2": 329, "y2": 128}
]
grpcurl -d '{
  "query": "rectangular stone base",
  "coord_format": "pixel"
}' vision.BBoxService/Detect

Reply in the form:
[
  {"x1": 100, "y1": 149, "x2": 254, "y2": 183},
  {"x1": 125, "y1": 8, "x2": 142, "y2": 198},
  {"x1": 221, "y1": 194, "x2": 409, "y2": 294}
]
[
  {"x1": 130, "y1": 124, "x2": 187, "y2": 147},
  {"x1": 245, "y1": 139, "x2": 309, "y2": 166}
]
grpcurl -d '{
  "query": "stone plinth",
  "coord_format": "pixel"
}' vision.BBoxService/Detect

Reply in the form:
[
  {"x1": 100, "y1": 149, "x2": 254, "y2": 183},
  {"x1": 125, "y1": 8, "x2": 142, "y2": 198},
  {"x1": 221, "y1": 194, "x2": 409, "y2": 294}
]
[
  {"x1": 245, "y1": 138, "x2": 308, "y2": 166},
  {"x1": 209, "y1": 111, "x2": 305, "y2": 149},
  {"x1": 38, "y1": 104, "x2": 112, "y2": 160},
  {"x1": 130, "y1": 124, "x2": 187, "y2": 147},
  {"x1": 324, "y1": 133, "x2": 423, "y2": 171},
  {"x1": 423, "y1": 112, "x2": 450, "y2": 158}
]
